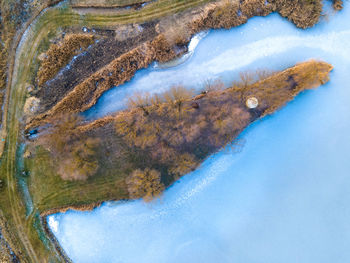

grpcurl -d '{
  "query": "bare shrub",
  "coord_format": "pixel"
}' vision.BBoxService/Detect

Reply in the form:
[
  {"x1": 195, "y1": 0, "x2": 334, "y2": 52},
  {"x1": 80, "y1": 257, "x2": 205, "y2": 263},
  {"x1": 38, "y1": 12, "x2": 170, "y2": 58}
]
[
  {"x1": 275, "y1": 0, "x2": 323, "y2": 29},
  {"x1": 239, "y1": 71, "x2": 256, "y2": 88},
  {"x1": 256, "y1": 69, "x2": 276, "y2": 80},
  {"x1": 112, "y1": 61, "x2": 332, "y2": 187},
  {"x1": 36, "y1": 114, "x2": 101, "y2": 180},
  {"x1": 240, "y1": 0, "x2": 275, "y2": 18},
  {"x1": 204, "y1": 0, "x2": 247, "y2": 29},
  {"x1": 151, "y1": 34, "x2": 176, "y2": 63},
  {"x1": 126, "y1": 168, "x2": 165, "y2": 202},
  {"x1": 128, "y1": 92, "x2": 151, "y2": 114},
  {"x1": 162, "y1": 86, "x2": 194, "y2": 115},
  {"x1": 40, "y1": 114, "x2": 82, "y2": 154},
  {"x1": 332, "y1": 0, "x2": 343, "y2": 10},
  {"x1": 204, "y1": 79, "x2": 225, "y2": 92},
  {"x1": 58, "y1": 137, "x2": 100, "y2": 181},
  {"x1": 169, "y1": 153, "x2": 197, "y2": 178}
]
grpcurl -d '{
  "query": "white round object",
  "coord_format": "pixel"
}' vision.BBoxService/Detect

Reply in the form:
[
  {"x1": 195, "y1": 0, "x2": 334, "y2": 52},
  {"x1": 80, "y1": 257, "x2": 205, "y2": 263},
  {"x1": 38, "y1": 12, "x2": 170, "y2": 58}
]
[{"x1": 246, "y1": 97, "x2": 259, "y2": 109}]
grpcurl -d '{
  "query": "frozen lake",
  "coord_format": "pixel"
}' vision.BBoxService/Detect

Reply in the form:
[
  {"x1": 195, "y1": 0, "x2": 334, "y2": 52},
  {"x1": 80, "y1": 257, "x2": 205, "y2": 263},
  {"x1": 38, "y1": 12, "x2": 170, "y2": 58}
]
[{"x1": 49, "y1": 2, "x2": 350, "y2": 263}]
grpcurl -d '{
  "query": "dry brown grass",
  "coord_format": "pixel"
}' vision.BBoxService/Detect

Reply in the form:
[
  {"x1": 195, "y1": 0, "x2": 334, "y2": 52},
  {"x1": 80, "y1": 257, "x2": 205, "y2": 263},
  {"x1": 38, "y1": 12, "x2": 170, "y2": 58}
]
[
  {"x1": 37, "y1": 33, "x2": 95, "y2": 86},
  {"x1": 191, "y1": 0, "x2": 325, "y2": 31},
  {"x1": 0, "y1": 50, "x2": 7, "y2": 90},
  {"x1": 274, "y1": 0, "x2": 323, "y2": 29},
  {"x1": 0, "y1": 246, "x2": 12, "y2": 263},
  {"x1": 151, "y1": 34, "x2": 177, "y2": 63}
]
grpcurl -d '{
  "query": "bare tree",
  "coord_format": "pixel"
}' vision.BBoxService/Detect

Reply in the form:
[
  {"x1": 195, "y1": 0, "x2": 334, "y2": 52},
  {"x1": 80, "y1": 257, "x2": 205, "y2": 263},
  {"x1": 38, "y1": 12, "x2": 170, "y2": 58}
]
[
  {"x1": 128, "y1": 92, "x2": 151, "y2": 115},
  {"x1": 37, "y1": 114, "x2": 101, "y2": 181},
  {"x1": 162, "y1": 86, "x2": 194, "y2": 114},
  {"x1": 59, "y1": 137, "x2": 100, "y2": 181},
  {"x1": 126, "y1": 168, "x2": 165, "y2": 202},
  {"x1": 169, "y1": 153, "x2": 197, "y2": 178}
]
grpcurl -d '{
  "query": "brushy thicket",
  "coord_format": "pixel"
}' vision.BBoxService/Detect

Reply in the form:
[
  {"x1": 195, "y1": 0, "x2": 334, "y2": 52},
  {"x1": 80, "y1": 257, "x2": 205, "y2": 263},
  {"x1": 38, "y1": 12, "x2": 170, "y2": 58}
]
[
  {"x1": 37, "y1": 34, "x2": 95, "y2": 86},
  {"x1": 37, "y1": 114, "x2": 100, "y2": 180},
  {"x1": 198, "y1": 0, "x2": 324, "y2": 30},
  {"x1": 113, "y1": 61, "x2": 332, "y2": 201},
  {"x1": 332, "y1": 0, "x2": 343, "y2": 10},
  {"x1": 34, "y1": 60, "x2": 330, "y2": 201},
  {"x1": 126, "y1": 168, "x2": 165, "y2": 202},
  {"x1": 26, "y1": 42, "x2": 157, "y2": 130}
]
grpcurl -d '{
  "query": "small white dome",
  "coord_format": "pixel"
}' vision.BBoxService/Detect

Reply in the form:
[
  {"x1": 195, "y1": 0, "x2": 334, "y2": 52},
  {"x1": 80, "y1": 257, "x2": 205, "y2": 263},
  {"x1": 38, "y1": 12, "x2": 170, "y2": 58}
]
[{"x1": 246, "y1": 97, "x2": 259, "y2": 109}]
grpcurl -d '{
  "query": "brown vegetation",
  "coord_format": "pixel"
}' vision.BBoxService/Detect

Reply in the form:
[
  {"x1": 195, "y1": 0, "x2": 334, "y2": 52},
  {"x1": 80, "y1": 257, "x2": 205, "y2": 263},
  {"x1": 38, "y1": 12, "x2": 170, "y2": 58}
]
[
  {"x1": 36, "y1": 114, "x2": 101, "y2": 180},
  {"x1": 332, "y1": 0, "x2": 343, "y2": 10},
  {"x1": 151, "y1": 34, "x2": 177, "y2": 63},
  {"x1": 274, "y1": 0, "x2": 323, "y2": 29},
  {"x1": 190, "y1": 0, "x2": 325, "y2": 32},
  {"x1": 113, "y1": 60, "x2": 332, "y2": 186},
  {"x1": 0, "y1": 240, "x2": 12, "y2": 263},
  {"x1": 27, "y1": 0, "x2": 335, "y2": 130},
  {"x1": 126, "y1": 168, "x2": 165, "y2": 202},
  {"x1": 26, "y1": 0, "x2": 342, "y2": 135},
  {"x1": 37, "y1": 33, "x2": 95, "y2": 86},
  {"x1": 0, "y1": 179, "x2": 4, "y2": 191},
  {"x1": 31, "y1": 61, "x2": 332, "y2": 208},
  {"x1": 0, "y1": 0, "x2": 33, "y2": 125},
  {"x1": 0, "y1": 0, "x2": 31, "y2": 84}
]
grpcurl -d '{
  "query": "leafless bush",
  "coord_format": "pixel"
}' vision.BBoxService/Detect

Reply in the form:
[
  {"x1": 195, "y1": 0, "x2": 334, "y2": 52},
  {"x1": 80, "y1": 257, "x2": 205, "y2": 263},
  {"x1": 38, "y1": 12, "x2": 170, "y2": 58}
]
[
  {"x1": 126, "y1": 168, "x2": 164, "y2": 202},
  {"x1": 36, "y1": 114, "x2": 101, "y2": 180}
]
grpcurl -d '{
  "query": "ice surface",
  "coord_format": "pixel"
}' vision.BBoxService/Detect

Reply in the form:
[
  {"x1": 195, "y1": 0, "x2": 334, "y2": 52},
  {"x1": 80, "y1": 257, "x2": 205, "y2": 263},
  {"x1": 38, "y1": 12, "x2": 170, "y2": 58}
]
[{"x1": 49, "y1": 3, "x2": 350, "y2": 263}]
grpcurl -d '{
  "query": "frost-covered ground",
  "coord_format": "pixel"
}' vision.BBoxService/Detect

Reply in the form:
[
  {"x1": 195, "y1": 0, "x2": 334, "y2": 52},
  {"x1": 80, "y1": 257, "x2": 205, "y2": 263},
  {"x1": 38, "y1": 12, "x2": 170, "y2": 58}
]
[{"x1": 49, "y1": 2, "x2": 350, "y2": 263}]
